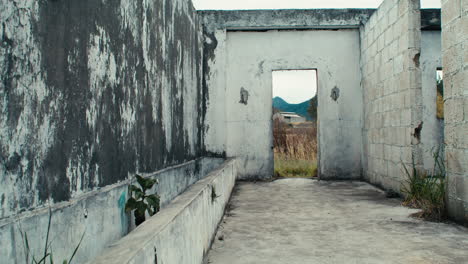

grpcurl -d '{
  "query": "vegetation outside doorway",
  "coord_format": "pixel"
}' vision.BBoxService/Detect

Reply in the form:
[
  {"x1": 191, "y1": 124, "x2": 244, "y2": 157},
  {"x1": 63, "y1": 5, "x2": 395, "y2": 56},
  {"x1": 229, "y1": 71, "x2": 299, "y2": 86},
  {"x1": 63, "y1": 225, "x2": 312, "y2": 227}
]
[{"x1": 272, "y1": 69, "x2": 318, "y2": 178}]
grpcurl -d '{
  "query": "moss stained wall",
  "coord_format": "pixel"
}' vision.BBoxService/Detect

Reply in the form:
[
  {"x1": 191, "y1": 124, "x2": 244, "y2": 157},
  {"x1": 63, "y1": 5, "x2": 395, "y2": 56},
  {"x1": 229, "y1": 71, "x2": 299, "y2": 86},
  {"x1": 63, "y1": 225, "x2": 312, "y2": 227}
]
[{"x1": 0, "y1": 0, "x2": 203, "y2": 220}]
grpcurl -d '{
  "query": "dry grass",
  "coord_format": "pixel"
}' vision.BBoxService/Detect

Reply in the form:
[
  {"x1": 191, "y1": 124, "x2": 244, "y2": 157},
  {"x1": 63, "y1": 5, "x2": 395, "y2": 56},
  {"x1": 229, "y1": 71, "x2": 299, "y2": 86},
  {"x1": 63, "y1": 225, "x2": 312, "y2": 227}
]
[{"x1": 273, "y1": 119, "x2": 318, "y2": 178}]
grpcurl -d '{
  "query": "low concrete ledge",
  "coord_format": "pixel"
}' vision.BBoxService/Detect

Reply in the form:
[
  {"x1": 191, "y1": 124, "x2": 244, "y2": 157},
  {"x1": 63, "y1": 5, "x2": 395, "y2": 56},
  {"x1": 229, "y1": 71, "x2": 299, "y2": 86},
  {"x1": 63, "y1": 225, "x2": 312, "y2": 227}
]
[
  {"x1": 89, "y1": 159, "x2": 237, "y2": 264},
  {"x1": 0, "y1": 158, "x2": 224, "y2": 264}
]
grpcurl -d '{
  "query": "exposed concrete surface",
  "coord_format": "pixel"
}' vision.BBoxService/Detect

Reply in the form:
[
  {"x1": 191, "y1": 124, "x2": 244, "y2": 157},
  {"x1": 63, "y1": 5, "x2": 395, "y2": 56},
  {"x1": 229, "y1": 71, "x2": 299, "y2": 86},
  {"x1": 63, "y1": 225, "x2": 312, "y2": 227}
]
[
  {"x1": 1, "y1": 0, "x2": 205, "y2": 261},
  {"x1": 0, "y1": 157, "x2": 223, "y2": 264},
  {"x1": 441, "y1": 0, "x2": 468, "y2": 224},
  {"x1": 361, "y1": 0, "x2": 423, "y2": 193},
  {"x1": 89, "y1": 159, "x2": 237, "y2": 264},
  {"x1": 206, "y1": 179, "x2": 468, "y2": 264},
  {"x1": 200, "y1": 9, "x2": 375, "y2": 31},
  {"x1": 220, "y1": 29, "x2": 363, "y2": 180},
  {"x1": 421, "y1": 30, "x2": 443, "y2": 171}
]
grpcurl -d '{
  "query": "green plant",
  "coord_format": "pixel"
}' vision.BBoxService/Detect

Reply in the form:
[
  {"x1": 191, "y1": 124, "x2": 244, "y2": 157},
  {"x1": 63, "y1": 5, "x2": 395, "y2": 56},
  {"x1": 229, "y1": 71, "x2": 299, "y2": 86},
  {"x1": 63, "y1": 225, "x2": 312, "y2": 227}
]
[
  {"x1": 274, "y1": 156, "x2": 317, "y2": 178},
  {"x1": 401, "y1": 148, "x2": 446, "y2": 221},
  {"x1": 20, "y1": 207, "x2": 85, "y2": 264},
  {"x1": 125, "y1": 174, "x2": 160, "y2": 226}
]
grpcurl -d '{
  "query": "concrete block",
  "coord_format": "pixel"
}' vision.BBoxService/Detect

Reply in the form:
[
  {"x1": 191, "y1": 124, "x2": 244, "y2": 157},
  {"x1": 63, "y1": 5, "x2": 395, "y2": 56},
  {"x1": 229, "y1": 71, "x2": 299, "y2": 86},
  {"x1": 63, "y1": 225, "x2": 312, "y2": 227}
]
[
  {"x1": 388, "y1": 6, "x2": 398, "y2": 25},
  {"x1": 444, "y1": 124, "x2": 457, "y2": 147},
  {"x1": 399, "y1": 32, "x2": 409, "y2": 50},
  {"x1": 378, "y1": 34, "x2": 386, "y2": 51},
  {"x1": 443, "y1": 74, "x2": 454, "y2": 99},
  {"x1": 400, "y1": 146, "x2": 413, "y2": 163},
  {"x1": 442, "y1": 22, "x2": 457, "y2": 50},
  {"x1": 398, "y1": 0, "x2": 410, "y2": 17},
  {"x1": 407, "y1": 29, "x2": 422, "y2": 50},
  {"x1": 393, "y1": 54, "x2": 404, "y2": 74},
  {"x1": 451, "y1": 70, "x2": 468, "y2": 97},
  {"x1": 445, "y1": 98, "x2": 465, "y2": 124},
  {"x1": 446, "y1": 148, "x2": 468, "y2": 175},
  {"x1": 457, "y1": 123, "x2": 468, "y2": 148},
  {"x1": 389, "y1": 38, "x2": 399, "y2": 58},
  {"x1": 384, "y1": 27, "x2": 394, "y2": 47},
  {"x1": 400, "y1": 108, "x2": 412, "y2": 127},
  {"x1": 369, "y1": 13, "x2": 377, "y2": 29},
  {"x1": 442, "y1": 0, "x2": 462, "y2": 24},
  {"x1": 384, "y1": 144, "x2": 392, "y2": 160},
  {"x1": 398, "y1": 71, "x2": 410, "y2": 91}
]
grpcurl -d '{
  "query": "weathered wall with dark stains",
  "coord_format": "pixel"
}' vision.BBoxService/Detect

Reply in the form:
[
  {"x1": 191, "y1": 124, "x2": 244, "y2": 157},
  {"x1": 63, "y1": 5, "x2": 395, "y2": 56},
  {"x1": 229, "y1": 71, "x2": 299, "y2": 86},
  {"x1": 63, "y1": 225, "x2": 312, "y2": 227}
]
[{"x1": 1, "y1": 0, "x2": 204, "y2": 261}]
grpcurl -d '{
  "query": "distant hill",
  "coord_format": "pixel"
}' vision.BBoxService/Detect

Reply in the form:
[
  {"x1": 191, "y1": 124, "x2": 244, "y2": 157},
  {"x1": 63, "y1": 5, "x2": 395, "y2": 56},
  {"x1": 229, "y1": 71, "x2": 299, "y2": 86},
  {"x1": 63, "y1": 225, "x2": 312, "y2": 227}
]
[{"x1": 272, "y1": 96, "x2": 316, "y2": 121}]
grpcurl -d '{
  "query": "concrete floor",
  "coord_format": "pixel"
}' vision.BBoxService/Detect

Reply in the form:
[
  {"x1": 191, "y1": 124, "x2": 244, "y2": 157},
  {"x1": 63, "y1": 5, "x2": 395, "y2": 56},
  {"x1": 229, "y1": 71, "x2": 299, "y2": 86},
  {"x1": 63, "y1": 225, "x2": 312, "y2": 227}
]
[{"x1": 205, "y1": 179, "x2": 468, "y2": 264}]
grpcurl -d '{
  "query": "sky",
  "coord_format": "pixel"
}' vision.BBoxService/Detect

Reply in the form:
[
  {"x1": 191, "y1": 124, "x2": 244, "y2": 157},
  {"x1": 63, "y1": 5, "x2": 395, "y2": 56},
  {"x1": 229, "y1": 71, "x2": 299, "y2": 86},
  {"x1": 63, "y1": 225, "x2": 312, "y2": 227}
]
[
  {"x1": 193, "y1": 0, "x2": 441, "y2": 10},
  {"x1": 273, "y1": 70, "x2": 317, "y2": 104}
]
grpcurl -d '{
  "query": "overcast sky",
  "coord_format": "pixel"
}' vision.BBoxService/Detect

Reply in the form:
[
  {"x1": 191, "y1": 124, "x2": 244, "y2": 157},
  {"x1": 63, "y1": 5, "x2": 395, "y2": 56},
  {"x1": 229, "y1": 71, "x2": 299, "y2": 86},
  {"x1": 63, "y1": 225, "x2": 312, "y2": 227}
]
[
  {"x1": 273, "y1": 70, "x2": 317, "y2": 104},
  {"x1": 193, "y1": 0, "x2": 441, "y2": 10}
]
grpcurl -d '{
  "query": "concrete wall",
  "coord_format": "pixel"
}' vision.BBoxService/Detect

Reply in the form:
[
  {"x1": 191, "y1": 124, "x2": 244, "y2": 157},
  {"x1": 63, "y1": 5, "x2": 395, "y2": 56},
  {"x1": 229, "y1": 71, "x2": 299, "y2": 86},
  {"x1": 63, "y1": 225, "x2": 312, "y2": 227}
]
[
  {"x1": 0, "y1": 0, "x2": 205, "y2": 262},
  {"x1": 441, "y1": 0, "x2": 468, "y2": 223},
  {"x1": 361, "y1": 0, "x2": 423, "y2": 192},
  {"x1": 201, "y1": 10, "x2": 374, "y2": 179},
  {"x1": 89, "y1": 159, "x2": 237, "y2": 264},
  {"x1": 421, "y1": 30, "x2": 443, "y2": 171},
  {"x1": 0, "y1": 157, "x2": 224, "y2": 263},
  {"x1": 225, "y1": 30, "x2": 363, "y2": 179}
]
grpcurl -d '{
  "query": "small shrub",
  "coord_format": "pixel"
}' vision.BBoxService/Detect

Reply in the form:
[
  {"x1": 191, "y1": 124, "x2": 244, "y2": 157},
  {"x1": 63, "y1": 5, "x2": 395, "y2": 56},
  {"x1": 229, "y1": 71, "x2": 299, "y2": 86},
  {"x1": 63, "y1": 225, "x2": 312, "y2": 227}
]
[
  {"x1": 401, "y1": 148, "x2": 446, "y2": 221},
  {"x1": 125, "y1": 175, "x2": 160, "y2": 226}
]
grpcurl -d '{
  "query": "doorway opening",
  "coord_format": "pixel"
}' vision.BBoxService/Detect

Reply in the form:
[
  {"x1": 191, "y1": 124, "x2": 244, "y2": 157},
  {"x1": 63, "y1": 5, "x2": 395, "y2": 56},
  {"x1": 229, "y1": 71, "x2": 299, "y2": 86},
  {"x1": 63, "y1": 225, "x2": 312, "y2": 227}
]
[
  {"x1": 272, "y1": 69, "x2": 318, "y2": 178},
  {"x1": 436, "y1": 68, "x2": 444, "y2": 120}
]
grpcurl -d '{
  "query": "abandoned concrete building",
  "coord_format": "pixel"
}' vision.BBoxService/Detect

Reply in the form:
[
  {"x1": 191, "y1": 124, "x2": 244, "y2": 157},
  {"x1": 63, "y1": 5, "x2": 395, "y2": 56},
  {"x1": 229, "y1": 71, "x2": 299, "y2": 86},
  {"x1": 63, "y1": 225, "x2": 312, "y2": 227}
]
[{"x1": 0, "y1": 0, "x2": 467, "y2": 263}]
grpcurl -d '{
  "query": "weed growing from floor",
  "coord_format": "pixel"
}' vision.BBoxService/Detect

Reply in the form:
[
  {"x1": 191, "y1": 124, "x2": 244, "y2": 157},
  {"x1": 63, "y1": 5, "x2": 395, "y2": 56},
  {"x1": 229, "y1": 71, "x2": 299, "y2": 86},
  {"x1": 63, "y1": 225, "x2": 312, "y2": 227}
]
[{"x1": 401, "y1": 148, "x2": 446, "y2": 221}]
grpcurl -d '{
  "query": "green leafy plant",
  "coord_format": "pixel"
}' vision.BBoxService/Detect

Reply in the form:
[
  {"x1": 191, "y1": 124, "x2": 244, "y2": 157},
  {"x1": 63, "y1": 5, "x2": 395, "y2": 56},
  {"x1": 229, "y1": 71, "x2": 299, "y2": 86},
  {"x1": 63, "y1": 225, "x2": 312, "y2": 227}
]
[
  {"x1": 401, "y1": 148, "x2": 446, "y2": 221},
  {"x1": 20, "y1": 207, "x2": 85, "y2": 264},
  {"x1": 125, "y1": 174, "x2": 160, "y2": 226}
]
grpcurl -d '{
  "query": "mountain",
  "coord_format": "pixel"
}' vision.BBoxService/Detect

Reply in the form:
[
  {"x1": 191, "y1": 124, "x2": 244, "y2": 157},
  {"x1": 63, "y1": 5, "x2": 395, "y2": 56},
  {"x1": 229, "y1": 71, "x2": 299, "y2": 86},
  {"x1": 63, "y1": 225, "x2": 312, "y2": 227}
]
[{"x1": 272, "y1": 96, "x2": 315, "y2": 121}]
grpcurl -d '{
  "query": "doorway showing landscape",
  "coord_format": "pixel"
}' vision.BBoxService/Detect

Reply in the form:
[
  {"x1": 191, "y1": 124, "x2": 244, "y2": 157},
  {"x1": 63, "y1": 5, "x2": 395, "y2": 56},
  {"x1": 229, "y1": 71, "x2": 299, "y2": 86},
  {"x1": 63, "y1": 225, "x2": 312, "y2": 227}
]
[{"x1": 272, "y1": 69, "x2": 318, "y2": 178}]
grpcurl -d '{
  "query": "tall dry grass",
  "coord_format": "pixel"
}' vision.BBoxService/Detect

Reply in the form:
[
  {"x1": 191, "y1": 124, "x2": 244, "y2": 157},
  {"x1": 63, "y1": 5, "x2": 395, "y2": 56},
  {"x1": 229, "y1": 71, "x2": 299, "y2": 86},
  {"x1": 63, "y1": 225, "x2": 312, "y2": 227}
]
[
  {"x1": 273, "y1": 119, "x2": 317, "y2": 160},
  {"x1": 273, "y1": 119, "x2": 318, "y2": 177}
]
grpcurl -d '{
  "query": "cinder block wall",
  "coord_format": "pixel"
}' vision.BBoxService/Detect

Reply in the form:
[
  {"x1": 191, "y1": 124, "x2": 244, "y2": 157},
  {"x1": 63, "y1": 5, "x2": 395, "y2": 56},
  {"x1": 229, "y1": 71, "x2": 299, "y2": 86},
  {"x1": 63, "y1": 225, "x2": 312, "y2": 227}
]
[
  {"x1": 361, "y1": 0, "x2": 423, "y2": 191},
  {"x1": 441, "y1": 0, "x2": 468, "y2": 223}
]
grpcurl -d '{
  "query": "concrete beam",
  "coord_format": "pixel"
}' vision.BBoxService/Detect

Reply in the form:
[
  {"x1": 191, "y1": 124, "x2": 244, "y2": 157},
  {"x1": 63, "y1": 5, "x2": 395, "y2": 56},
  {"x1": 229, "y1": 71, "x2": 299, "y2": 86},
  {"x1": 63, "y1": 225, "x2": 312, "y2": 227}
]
[{"x1": 199, "y1": 9, "x2": 376, "y2": 31}]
